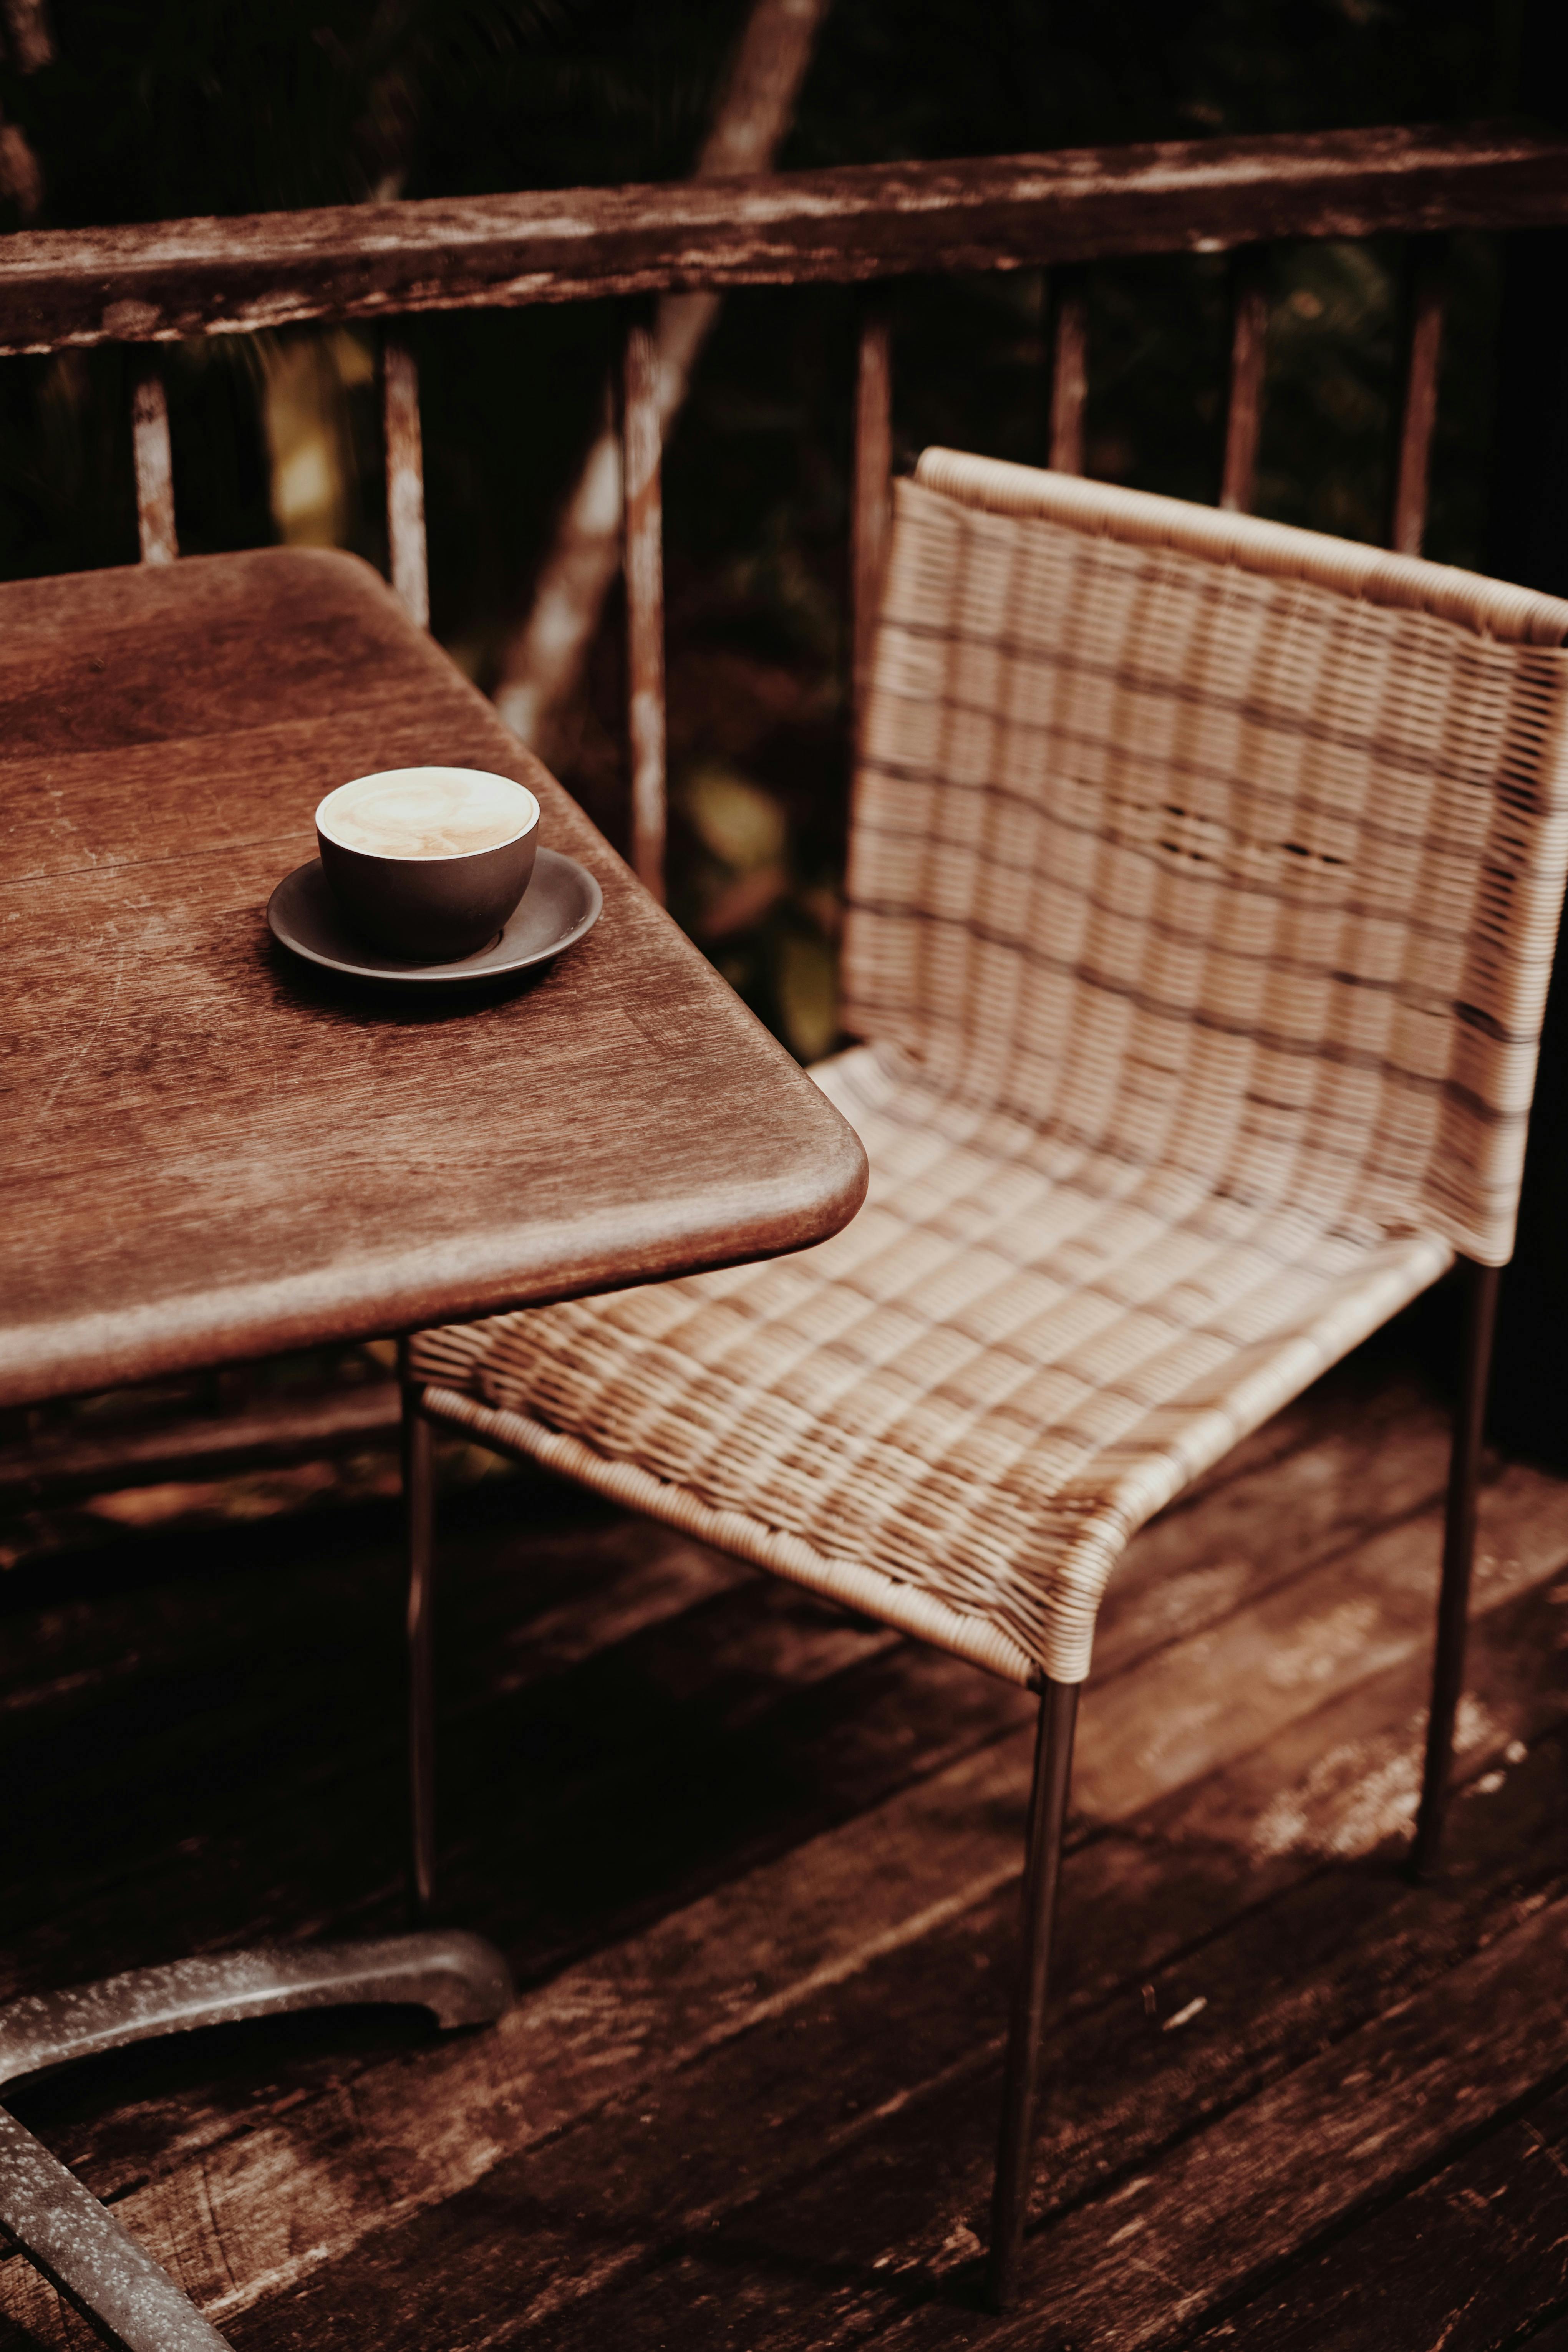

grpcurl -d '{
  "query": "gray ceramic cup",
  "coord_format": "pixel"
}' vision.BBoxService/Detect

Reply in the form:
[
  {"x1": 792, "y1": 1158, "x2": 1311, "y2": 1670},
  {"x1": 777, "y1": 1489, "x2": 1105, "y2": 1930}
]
[{"x1": 315, "y1": 766, "x2": 540, "y2": 962}]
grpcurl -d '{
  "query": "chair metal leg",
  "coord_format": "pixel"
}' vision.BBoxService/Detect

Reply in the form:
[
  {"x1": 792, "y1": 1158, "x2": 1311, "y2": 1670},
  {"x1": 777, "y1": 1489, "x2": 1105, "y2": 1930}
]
[
  {"x1": 399, "y1": 1344, "x2": 437, "y2": 1922},
  {"x1": 1411, "y1": 1257, "x2": 1502, "y2": 1881},
  {"x1": 986, "y1": 1677, "x2": 1079, "y2": 2312},
  {"x1": 0, "y1": 1934, "x2": 513, "y2": 2350}
]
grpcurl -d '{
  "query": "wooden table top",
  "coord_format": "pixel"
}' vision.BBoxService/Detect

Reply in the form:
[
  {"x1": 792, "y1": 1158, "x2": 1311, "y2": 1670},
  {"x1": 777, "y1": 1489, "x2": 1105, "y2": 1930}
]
[{"x1": 0, "y1": 549, "x2": 867, "y2": 1411}]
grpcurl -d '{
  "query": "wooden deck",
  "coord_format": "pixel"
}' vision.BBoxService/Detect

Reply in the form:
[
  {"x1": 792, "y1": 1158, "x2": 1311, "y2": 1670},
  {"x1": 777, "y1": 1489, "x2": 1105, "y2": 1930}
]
[{"x1": 2, "y1": 1298, "x2": 1567, "y2": 2350}]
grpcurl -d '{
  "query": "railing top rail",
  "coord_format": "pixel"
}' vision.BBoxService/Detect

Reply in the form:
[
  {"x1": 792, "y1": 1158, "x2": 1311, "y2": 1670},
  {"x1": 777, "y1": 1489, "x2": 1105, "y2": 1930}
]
[{"x1": 1, "y1": 122, "x2": 1565, "y2": 358}]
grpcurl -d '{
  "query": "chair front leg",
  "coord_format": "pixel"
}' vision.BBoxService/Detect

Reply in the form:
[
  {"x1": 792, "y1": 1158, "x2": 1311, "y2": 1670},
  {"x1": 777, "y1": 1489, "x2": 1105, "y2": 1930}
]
[
  {"x1": 398, "y1": 1342, "x2": 437, "y2": 1921},
  {"x1": 1410, "y1": 1256, "x2": 1502, "y2": 1880},
  {"x1": 986, "y1": 1676, "x2": 1079, "y2": 2312}
]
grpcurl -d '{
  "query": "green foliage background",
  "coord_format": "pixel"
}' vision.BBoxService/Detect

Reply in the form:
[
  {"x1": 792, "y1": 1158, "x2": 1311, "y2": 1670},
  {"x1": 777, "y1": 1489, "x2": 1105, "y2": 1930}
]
[{"x1": 0, "y1": 0, "x2": 1535, "y2": 1054}]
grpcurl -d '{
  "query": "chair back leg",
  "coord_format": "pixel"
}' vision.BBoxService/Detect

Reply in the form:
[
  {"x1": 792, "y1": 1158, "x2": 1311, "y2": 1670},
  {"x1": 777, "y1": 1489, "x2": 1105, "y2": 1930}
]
[
  {"x1": 398, "y1": 1345, "x2": 438, "y2": 1921},
  {"x1": 986, "y1": 1677, "x2": 1079, "y2": 2311},
  {"x1": 1411, "y1": 1258, "x2": 1501, "y2": 1880}
]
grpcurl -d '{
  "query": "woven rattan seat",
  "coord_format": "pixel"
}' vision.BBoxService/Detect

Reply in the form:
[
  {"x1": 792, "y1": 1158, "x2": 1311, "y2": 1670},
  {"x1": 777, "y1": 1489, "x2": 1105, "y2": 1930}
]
[
  {"x1": 407, "y1": 448, "x2": 1568, "y2": 2304},
  {"x1": 415, "y1": 1048, "x2": 1449, "y2": 1686}
]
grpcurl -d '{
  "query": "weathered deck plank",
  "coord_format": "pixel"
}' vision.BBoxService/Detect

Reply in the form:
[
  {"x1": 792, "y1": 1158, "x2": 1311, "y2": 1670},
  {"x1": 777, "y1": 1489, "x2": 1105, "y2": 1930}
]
[
  {"x1": 2, "y1": 1335, "x2": 1566, "y2": 2352},
  {"x1": 1187, "y1": 2077, "x2": 1568, "y2": 2352},
  {"x1": 207, "y1": 1584, "x2": 1568, "y2": 2352}
]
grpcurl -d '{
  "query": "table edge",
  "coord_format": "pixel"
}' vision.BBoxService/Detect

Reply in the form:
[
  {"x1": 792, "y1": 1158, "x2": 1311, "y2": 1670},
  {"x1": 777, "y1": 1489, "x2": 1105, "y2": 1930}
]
[{"x1": 0, "y1": 1128, "x2": 869, "y2": 1411}]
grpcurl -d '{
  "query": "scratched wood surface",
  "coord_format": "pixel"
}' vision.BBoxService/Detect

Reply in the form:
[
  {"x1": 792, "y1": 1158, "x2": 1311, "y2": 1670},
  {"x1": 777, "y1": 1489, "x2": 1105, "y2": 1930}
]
[
  {"x1": 0, "y1": 125, "x2": 1564, "y2": 355},
  {"x1": 2, "y1": 1306, "x2": 1567, "y2": 2350},
  {"x1": 0, "y1": 548, "x2": 865, "y2": 1411}
]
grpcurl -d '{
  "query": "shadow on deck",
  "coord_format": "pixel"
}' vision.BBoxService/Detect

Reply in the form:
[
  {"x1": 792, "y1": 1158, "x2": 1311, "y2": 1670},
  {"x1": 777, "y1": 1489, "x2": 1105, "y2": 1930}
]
[{"x1": 2, "y1": 1303, "x2": 1566, "y2": 2351}]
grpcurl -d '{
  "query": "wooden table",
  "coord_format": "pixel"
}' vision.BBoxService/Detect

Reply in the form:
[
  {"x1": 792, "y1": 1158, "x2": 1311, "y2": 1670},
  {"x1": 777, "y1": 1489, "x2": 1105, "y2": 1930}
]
[
  {"x1": 0, "y1": 547, "x2": 865, "y2": 1411},
  {"x1": 0, "y1": 547, "x2": 867, "y2": 2352}
]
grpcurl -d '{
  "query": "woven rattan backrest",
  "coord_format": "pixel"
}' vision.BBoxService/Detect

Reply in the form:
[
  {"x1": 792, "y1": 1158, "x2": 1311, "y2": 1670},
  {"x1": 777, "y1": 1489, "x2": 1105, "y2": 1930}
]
[{"x1": 842, "y1": 449, "x2": 1568, "y2": 1268}]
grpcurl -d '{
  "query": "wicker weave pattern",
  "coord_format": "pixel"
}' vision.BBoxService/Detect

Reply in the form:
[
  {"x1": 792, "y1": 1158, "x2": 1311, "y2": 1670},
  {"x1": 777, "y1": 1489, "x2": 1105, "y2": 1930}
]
[
  {"x1": 414, "y1": 1044, "x2": 1450, "y2": 1682},
  {"x1": 413, "y1": 457, "x2": 1568, "y2": 1685},
  {"x1": 851, "y1": 455, "x2": 1568, "y2": 1268}
]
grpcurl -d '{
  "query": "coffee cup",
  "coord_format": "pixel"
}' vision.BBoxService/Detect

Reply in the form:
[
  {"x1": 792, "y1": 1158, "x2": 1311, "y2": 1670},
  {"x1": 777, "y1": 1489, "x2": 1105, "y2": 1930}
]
[{"x1": 315, "y1": 766, "x2": 540, "y2": 961}]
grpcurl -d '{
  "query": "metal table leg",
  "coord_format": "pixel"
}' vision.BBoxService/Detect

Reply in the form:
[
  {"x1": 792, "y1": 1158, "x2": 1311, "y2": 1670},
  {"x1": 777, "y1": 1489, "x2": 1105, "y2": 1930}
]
[{"x1": 0, "y1": 1930, "x2": 512, "y2": 2350}]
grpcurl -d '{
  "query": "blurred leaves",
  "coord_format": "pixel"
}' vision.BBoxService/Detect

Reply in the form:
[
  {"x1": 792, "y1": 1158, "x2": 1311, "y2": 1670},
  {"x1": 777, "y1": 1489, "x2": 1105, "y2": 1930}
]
[
  {"x1": 1251, "y1": 240, "x2": 1394, "y2": 542},
  {"x1": 676, "y1": 756, "x2": 841, "y2": 1060},
  {"x1": 683, "y1": 762, "x2": 789, "y2": 870},
  {"x1": 258, "y1": 328, "x2": 375, "y2": 548},
  {"x1": 776, "y1": 927, "x2": 839, "y2": 1061}
]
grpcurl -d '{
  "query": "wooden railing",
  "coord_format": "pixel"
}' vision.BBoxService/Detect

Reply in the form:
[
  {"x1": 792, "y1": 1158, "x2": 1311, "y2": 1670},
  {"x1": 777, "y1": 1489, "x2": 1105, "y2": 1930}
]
[
  {"x1": 5, "y1": 118, "x2": 1568, "y2": 902},
  {"x1": 3, "y1": 118, "x2": 1566, "y2": 1502}
]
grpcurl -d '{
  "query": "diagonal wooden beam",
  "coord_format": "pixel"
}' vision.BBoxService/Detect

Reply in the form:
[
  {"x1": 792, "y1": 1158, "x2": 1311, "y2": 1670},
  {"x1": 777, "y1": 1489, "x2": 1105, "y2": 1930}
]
[{"x1": 492, "y1": 0, "x2": 830, "y2": 748}]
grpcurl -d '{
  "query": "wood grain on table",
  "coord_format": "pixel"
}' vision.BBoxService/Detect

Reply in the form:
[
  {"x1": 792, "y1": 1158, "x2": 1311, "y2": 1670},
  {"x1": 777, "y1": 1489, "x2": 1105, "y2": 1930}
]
[{"x1": 0, "y1": 547, "x2": 867, "y2": 1409}]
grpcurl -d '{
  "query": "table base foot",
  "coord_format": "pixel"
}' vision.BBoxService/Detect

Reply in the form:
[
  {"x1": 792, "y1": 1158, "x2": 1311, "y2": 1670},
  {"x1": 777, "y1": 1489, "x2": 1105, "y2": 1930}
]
[{"x1": 0, "y1": 1931, "x2": 513, "y2": 2350}]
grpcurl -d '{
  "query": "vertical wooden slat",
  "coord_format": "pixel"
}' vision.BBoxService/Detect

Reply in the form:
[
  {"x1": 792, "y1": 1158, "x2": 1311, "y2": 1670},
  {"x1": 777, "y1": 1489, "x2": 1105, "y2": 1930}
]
[
  {"x1": 1047, "y1": 267, "x2": 1088, "y2": 474},
  {"x1": 1389, "y1": 235, "x2": 1447, "y2": 557},
  {"x1": 1220, "y1": 250, "x2": 1269, "y2": 514},
  {"x1": 382, "y1": 336, "x2": 429, "y2": 629},
  {"x1": 852, "y1": 303, "x2": 892, "y2": 759},
  {"x1": 622, "y1": 312, "x2": 666, "y2": 903},
  {"x1": 131, "y1": 367, "x2": 177, "y2": 565}
]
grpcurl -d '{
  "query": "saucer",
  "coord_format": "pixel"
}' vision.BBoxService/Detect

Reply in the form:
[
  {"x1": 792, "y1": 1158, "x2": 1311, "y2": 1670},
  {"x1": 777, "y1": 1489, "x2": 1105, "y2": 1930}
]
[{"x1": 267, "y1": 846, "x2": 602, "y2": 984}]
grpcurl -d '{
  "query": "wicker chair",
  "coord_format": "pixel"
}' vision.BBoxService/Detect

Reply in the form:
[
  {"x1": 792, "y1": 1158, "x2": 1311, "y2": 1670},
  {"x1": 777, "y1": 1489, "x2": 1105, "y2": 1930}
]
[{"x1": 402, "y1": 449, "x2": 1568, "y2": 2307}]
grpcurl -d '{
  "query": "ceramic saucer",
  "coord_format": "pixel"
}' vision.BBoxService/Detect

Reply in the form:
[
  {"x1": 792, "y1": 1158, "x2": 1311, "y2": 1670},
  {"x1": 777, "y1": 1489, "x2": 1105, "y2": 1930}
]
[{"x1": 267, "y1": 846, "x2": 602, "y2": 985}]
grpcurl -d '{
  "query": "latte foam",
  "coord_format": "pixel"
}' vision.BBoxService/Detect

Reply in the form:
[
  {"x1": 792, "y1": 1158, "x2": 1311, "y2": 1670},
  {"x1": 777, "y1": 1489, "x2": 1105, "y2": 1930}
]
[{"x1": 318, "y1": 767, "x2": 536, "y2": 860}]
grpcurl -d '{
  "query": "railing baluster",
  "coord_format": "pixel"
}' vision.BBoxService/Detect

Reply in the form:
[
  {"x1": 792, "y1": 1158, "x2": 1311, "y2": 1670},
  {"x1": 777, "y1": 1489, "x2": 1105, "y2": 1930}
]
[
  {"x1": 1047, "y1": 267, "x2": 1087, "y2": 474},
  {"x1": 852, "y1": 303, "x2": 892, "y2": 761},
  {"x1": 1220, "y1": 249, "x2": 1269, "y2": 513},
  {"x1": 1389, "y1": 235, "x2": 1447, "y2": 557},
  {"x1": 131, "y1": 366, "x2": 177, "y2": 564},
  {"x1": 622, "y1": 311, "x2": 666, "y2": 903},
  {"x1": 382, "y1": 336, "x2": 429, "y2": 629}
]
